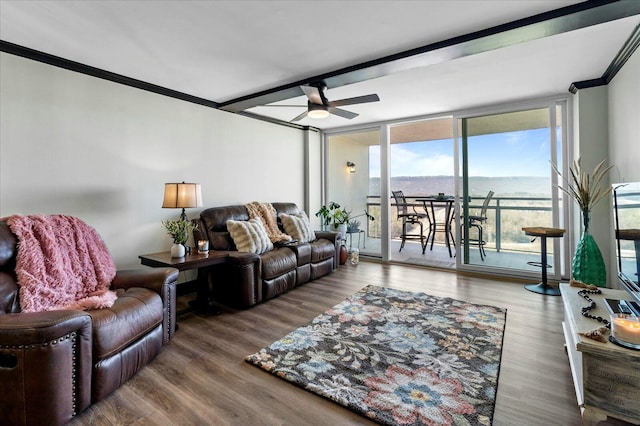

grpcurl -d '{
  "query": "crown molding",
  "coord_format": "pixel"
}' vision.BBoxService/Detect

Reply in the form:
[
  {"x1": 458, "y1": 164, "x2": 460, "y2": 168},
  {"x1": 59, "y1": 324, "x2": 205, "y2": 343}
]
[
  {"x1": 0, "y1": 40, "x2": 219, "y2": 109},
  {"x1": 569, "y1": 22, "x2": 640, "y2": 93}
]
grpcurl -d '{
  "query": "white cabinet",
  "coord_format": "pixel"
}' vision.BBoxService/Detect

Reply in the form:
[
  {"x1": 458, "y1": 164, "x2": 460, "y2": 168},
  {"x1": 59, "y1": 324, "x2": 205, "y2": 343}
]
[{"x1": 560, "y1": 283, "x2": 640, "y2": 425}]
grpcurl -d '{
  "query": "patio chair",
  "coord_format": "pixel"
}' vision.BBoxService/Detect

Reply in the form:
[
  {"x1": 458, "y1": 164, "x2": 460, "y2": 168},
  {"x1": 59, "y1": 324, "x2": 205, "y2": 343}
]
[
  {"x1": 392, "y1": 190, "x2": 430, "y2": 253},
  {"x1": 463, "y1": 190, "x2": 494, "y2": 260}
]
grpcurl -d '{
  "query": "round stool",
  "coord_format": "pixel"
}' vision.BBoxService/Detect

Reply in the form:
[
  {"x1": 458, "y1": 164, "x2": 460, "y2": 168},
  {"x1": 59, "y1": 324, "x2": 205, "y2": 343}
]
[{"x1": 522, "y1": 227, "x2": 565, "y2": 296}]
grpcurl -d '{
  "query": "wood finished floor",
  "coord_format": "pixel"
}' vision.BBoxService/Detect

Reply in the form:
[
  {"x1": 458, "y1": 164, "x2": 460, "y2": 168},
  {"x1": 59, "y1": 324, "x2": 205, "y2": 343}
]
[{"x1": 71, "y1": 262, "x2": 631, "y2": 426}]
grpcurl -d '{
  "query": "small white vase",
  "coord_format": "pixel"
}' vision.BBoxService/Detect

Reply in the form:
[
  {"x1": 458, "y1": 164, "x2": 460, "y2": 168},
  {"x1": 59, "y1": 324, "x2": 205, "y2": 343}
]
[
  {"x1": 336, "y1": 224, "x2": 348, "y2": 239},
  {"x1": 170, "y1": 243, "x2": 186, "y2": 257}
]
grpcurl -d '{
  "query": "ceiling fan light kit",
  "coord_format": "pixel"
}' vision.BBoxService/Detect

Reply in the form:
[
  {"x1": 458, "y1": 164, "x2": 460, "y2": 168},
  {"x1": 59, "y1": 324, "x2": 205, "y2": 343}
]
[{"x1": 307, "y1": 102, "x2": 330, "y2": 119}]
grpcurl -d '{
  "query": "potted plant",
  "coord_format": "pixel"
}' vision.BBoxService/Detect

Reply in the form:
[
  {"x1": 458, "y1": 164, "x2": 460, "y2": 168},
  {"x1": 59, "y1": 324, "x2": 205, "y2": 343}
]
[
  {"x1": 162, "y1": 219, "x2": 197, "y2": 257},
  {"x1": 552, "y1": 157, "x2": 612, "y2": 287},
  {"x1": 315, "y1": 202, "x2": 374, "y2": 236},
  {"x1": 347, "y1": 219, "x2": 361, "y2": 233},
  {"x1": 315, "y1": 201, "x2": 345, "y2": 231}
]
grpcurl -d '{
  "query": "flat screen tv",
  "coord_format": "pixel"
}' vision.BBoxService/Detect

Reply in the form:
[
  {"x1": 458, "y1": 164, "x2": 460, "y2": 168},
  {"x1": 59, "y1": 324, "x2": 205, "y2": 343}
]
[{"x1": 613, "y1": 182, "x2": 640, "y2": 316}]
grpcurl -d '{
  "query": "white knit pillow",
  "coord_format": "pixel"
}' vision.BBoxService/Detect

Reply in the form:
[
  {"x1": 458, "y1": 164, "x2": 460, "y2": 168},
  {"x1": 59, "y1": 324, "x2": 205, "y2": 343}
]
[
  {"x1": 226, "y1": 218, "x2": 274, "y2": 254},
  {"x1": 280, "y1": 213, "x2": 315, "y2": 243}
]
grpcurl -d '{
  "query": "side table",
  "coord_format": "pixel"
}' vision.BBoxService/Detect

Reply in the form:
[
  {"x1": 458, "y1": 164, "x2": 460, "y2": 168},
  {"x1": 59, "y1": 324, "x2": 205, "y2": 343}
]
[
  {"x1": 344, "y1": 229, "x2": 366, "y2": 249},
  {"x1": 139, "y1": 251, "x2": 228, "y2": 312}
]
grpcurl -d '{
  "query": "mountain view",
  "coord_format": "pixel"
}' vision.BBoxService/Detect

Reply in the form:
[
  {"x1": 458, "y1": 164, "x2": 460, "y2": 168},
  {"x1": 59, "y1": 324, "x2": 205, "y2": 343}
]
[{"x1": 369, "y1": 176, "x2": 552, "y2": 198}]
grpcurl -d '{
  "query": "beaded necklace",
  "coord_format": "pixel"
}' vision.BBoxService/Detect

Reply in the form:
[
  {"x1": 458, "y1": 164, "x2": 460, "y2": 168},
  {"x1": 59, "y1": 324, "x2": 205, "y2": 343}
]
[{"x1": 577, "y1": 288, "x2": 610, "y2": 328}]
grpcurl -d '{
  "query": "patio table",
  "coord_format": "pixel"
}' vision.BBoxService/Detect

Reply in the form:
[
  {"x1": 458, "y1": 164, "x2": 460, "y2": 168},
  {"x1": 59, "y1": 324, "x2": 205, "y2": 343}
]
[{"x1": 416, "y1": 196, "x2": 455, "y2": 257}]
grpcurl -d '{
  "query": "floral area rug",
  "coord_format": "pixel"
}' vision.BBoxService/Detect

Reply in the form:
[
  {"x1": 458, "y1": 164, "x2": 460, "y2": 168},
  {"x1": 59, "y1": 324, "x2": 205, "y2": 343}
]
[{"x1": 245, "y1": 285, "x2": 507, "y2": 426}]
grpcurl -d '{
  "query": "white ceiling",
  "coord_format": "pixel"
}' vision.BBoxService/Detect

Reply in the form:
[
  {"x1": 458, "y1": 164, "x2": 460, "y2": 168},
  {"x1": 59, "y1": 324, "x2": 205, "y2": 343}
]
[{"x1": 1, "y1": 1, "x2": 639, "y2": 130}]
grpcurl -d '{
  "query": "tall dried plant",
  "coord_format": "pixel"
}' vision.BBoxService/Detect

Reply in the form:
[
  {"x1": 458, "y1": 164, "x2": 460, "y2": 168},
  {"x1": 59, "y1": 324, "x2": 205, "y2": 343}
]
[{"x1": 551, "y1": 157, "x2": 613, "y2": 232}]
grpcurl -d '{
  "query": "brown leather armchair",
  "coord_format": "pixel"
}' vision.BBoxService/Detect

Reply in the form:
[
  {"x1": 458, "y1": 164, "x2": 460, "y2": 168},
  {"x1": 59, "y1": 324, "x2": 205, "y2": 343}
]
[{"x1": 0, "y1": 221, "x2": 179, "y2": 425}]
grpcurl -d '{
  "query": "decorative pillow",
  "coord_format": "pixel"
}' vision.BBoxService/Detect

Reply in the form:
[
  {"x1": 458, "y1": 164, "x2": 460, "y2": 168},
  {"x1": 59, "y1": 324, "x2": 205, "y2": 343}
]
[
  {"x1": 226, "y1": 218, "x2": 274, "y2": 254},
  {"x1": 280, "y1": 213, "x2": 315, "y2": 243}
]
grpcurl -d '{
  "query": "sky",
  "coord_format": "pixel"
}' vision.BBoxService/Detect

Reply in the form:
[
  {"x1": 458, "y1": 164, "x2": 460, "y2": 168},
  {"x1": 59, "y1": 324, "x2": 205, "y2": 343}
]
[{"x1": 369, "y1": 127, "x2": 556, "y2": 178}]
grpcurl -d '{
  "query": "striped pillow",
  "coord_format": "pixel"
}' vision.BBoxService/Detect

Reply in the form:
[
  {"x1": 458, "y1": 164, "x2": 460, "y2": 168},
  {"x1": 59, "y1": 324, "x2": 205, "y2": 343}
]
[
  {"x1": 226, "y1": 218, "x2": 274, "y2": 254},
  {"x1": 280, "y1": 213, "x2": 315, "y2": 243}
]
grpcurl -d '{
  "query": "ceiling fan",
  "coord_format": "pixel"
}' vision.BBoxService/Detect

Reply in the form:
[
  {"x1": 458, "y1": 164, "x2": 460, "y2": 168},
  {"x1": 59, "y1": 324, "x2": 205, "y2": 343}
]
[{"x1": 264, "y1": 83, "x2": 380, "y2": 122}]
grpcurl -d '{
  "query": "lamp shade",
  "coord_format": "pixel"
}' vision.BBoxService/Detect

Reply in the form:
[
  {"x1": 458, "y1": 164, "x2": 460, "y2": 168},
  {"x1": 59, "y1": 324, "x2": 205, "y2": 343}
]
[{"x1": 162, "y1": 182, "x2": 203, "y2": 209}]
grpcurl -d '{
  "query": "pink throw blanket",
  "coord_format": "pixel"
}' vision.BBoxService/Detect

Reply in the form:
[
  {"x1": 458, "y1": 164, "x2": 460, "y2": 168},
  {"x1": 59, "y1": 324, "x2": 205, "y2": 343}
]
[{"x1": 7, "y1": 214, "x2": 118, "y2": 313}]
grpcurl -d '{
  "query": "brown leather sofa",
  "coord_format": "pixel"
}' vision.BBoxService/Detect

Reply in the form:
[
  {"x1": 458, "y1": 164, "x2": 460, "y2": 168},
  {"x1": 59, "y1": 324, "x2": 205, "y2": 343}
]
[
  {"x1": 193, "y1": 202, "x2": 340, "y2": 308},
  {"x1": 0, "y1": 221, "x2": 179, "y2": 425}
]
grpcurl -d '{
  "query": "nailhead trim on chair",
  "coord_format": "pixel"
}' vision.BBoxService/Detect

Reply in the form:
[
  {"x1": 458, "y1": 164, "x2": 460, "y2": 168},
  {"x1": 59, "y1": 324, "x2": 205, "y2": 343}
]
[
  {"x1": 0, "y1": 332, "x2": 79, "y2": 417},
  {"x1": 163, "y1": 285, "x2": 173, "y2": 342}
]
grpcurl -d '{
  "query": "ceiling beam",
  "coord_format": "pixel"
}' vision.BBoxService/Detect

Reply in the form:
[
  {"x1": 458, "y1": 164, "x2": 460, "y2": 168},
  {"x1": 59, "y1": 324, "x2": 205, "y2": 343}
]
[{"x1": 219, "y1": 0, "x2": 640, "y2": 113}]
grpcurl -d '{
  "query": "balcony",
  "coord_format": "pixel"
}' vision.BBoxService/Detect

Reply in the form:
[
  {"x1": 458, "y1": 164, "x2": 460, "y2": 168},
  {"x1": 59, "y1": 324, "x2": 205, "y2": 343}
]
[{"x1": 358, "y1": 194, "x2": 560, "y2": 274}]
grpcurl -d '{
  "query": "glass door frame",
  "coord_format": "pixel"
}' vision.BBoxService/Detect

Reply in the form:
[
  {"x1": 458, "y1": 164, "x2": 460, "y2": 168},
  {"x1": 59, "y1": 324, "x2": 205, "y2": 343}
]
[
  {"x1": 322, "y1": 125, "x2": 388, "y2": 261},
  {"x1": 452, "y1": 96, "x2": 572, "y2": 281}
]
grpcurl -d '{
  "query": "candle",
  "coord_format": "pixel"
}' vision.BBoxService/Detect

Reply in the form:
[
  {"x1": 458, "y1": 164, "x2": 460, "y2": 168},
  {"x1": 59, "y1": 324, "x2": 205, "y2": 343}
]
[
  {"x1": 611, "y1": 314, "x2": 640, "y2": 345},
  {"x1": 197, "y1": 240, "x2": 209, "y2": 253}
]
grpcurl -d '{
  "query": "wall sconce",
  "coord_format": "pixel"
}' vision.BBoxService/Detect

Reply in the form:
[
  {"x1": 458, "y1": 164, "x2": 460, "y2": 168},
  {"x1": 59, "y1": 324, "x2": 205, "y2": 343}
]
[
  {"x1": 162, "y1": 181, "x2": 203, "y2": 221},
  {"x1": 347, "y1": 162, "x2": 356, "y2": 173}
]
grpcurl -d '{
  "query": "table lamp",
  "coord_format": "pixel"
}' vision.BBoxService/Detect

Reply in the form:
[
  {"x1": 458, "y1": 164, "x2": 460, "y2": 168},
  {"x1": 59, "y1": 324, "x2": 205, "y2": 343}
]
[{"x1": 162, "y1": 182, "x2": 203, "y2": 221}]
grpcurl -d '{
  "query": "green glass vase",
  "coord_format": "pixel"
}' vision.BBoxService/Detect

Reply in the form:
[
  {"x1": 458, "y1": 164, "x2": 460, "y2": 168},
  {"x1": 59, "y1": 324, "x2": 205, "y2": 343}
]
[{"x1": 571, "y1": 211, "x2": 606, "y2": 287}]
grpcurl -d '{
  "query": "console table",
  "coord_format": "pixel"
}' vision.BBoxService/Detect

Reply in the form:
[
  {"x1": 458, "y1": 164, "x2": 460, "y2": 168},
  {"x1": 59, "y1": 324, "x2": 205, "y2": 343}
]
[
  {"x1": 139, "y1": 250, "x2": 228, "y2": 311},
  {"x1": 560, "y1": 283, "x2": 640, "y2": 425}
]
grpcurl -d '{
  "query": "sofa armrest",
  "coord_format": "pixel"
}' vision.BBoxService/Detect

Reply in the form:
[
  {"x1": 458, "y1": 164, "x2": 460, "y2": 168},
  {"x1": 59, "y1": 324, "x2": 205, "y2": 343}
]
[
  {"x1": 0, "y1": 311, "x2": 93, "y2": 425},
  {"x1": 111, "y1": 268, "x2": 179, "y2": 343},
  {"x1": 218, "y1": 252, "x2": 262, "y2": 307},
  {"x1": 314, "y1": 231, "x2": 341, "y2": 269},
  {"x1": 315, "y1": 230, "x2": 340, "y2": 243},
  {"x1": 112, "y1": 267, "x2": 179, "y2": 293}
]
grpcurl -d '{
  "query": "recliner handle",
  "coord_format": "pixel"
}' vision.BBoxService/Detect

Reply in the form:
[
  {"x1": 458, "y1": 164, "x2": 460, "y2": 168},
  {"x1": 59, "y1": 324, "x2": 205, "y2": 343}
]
[{"x1": 0, "y1": 352, "x2": 18, "y2": 369}]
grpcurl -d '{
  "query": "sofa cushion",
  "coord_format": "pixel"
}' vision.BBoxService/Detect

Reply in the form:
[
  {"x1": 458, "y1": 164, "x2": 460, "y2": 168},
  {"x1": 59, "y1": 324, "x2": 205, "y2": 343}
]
[
  {"x1": 286, "y1": 242, "x2": 312, "y2": 266},
  {"x1": 280, "y1": 213, "x2": 315, "y2": 243},
  {"x1": 88, "y1": 287, "x2": 162, "y2": 361},
  {"x1": 310, "y1": 239, "x2": 336, "y2": 263},
  {"x1": 260, "y1": 248, "x2": 297, "y2": 280},
  {"x1": 227, "y1": 218, "x2": 273, "y2": 254}
]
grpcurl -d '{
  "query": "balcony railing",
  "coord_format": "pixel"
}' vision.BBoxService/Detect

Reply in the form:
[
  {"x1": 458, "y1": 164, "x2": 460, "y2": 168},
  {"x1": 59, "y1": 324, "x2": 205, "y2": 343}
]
[{"x1": 365, "y1": 194, "x2": 555, "y2": 253}]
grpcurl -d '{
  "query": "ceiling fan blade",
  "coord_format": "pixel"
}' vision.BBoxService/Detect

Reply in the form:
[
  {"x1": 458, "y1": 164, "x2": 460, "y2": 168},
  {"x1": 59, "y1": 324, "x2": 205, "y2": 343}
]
[
  {"x1": 260, "y1": 104, "x2": 306, "y2": 107},
  {"x1": 329, "y1": 107, "x2": 358, "y2": 120},
  {"x1": 328, "y1": 94, "x2": 380, "y2": 107},
  {"x1": 301, "y1": 85, "x2": 323, "y2": 105},
  {"x1": 291, "y1": 110, "x2": 309, "y2": 122}
]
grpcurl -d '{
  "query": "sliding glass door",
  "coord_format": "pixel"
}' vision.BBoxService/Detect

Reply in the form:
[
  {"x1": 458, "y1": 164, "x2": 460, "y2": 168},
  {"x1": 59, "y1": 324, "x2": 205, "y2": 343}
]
[
  {"x1": 320, "y1": 98, "x2": 570, "y2": 280},
  {"x1": 387, "y1": 117, "x2": 455, "y2": 267},
  {"x1": 458, "y1": 103, "x2": 566, "y2": 279}
]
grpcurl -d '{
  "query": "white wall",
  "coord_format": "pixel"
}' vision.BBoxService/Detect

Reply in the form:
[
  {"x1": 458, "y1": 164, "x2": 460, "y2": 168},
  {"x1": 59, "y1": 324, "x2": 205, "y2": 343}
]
[
  {"x1": 305, "y1": 129, "x2": 323, "y2": 227},
  {"x1": 607, "y1": 48, "x2": 640, "y2": 285},
  {"x1": 573, "y1": 86, "x2": 611, "y2": 281},
  {"x1": 0, "y1": 53, "x2": 308, "y2": 268},
  {"x1": 608, "y1": 48, "x2": 640, "y2": 183},
  {"x1": 573, "y1": 48, "x2": 639, "y2": 287}
]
